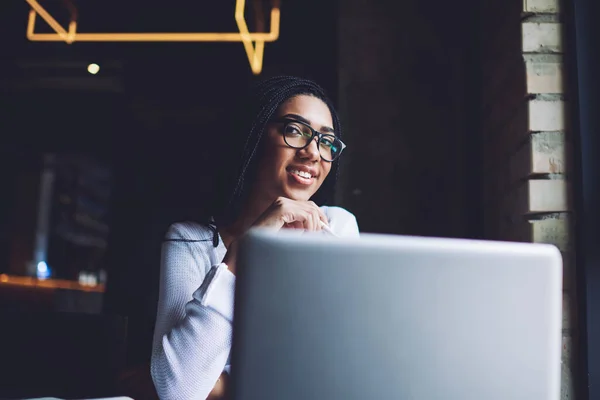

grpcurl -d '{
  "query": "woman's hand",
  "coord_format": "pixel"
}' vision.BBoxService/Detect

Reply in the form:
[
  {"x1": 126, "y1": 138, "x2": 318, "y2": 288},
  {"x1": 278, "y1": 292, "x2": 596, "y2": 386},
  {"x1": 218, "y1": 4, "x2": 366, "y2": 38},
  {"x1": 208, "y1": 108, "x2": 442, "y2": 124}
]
[
  {"x1": 222, "y1": 197, "x2": 328, "y2": 273},
  {"x1": 253, "y1": 197, "x2": 328, "y2": 232}
]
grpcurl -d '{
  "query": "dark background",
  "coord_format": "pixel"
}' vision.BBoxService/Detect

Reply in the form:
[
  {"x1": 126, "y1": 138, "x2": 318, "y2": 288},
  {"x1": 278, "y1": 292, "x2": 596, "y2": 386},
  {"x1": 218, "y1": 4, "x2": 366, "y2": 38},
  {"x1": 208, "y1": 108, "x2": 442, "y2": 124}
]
[
  {"x1": 4, "y1": 2, "x2": 600, "y2": 399},
  {"x1": 0, "y1": 0, "x2": 480, "y2": 367}
]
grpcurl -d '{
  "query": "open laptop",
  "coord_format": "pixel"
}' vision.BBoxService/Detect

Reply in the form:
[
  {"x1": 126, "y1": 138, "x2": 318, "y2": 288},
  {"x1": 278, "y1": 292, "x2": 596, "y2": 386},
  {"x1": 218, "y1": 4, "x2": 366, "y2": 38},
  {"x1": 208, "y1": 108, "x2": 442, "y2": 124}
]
[{"x1": 231, "y1": 229, "x2": 563, "y2": 400}]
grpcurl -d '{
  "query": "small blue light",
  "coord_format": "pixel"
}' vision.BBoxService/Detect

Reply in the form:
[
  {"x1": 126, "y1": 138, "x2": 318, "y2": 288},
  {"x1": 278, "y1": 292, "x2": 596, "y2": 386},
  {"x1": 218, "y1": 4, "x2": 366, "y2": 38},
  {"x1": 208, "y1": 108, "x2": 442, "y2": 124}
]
[
  {"x1": 37, "y1": 261, "x2": 50, "y2": 279},
  {"x1": 37, "y1": 261, "x2": 47, "y2": 273}
]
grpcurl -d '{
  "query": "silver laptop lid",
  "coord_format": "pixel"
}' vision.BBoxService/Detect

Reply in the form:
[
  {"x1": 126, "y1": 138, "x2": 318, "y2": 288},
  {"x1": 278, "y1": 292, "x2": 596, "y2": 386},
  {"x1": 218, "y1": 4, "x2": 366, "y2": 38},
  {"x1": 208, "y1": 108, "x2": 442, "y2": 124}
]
[{"x1": 232, "y1": 229, "x2": 562, "y2": 400}]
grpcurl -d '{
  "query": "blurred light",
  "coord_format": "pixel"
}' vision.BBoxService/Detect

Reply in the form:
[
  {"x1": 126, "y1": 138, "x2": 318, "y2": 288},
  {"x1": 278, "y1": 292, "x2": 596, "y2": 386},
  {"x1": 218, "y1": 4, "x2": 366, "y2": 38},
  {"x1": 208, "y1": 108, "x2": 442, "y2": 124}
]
[
  {"x1": 23, "y1": 0, "x2": 280, "y2": 74},
  {"x1": 37, "y1": 261, "x2": 47, "y2": 273},
  {"x1": 0, "y1": 274, "x2": 8, "y2": 283},
  {"x1": 78, "y1": 271, "x2": 98, "y2": 287},
  {"x1": 87, "y1": 63, "x2": 100, "y2": 74},
  {"x1": 37, "y1": 261, "x2": 50, "y2": 280}
]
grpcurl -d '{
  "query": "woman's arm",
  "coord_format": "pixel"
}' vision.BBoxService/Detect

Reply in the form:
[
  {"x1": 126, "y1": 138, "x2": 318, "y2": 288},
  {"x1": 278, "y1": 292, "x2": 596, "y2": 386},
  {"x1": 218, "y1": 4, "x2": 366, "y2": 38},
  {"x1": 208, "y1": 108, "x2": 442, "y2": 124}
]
[
  {"x1": 150, "y1": 208, "x2": 357, "y2": 398},
  {"x1": 207, "y1": 372, "x2": 230, "y2": 399},
  {"x1": 151, "y1": 223, "x2": 235, "y2": 400}
]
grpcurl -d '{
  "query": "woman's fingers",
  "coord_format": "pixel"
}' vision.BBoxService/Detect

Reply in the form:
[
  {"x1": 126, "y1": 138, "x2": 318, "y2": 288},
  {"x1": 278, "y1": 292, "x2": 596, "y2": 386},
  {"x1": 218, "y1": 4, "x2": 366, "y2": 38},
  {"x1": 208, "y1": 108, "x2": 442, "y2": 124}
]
[
  {"x1": 308, "y1": 201, "x2": 329, "y2": 227},
  {"x1": 304, "y1": 209, "x2": 316, "y2": 231},
  {"x1": 308, "y1": 201, "x2": 328, "y2": 230},
  {"x1": 283, "y1": 221, "x2": 304, "y2": 230},
  {"x1": 257, "y1": 197, "x2": 330, "y2": 232},
  {"x1": 281, "y1": 209, "x2": 315, "y2": 231}
]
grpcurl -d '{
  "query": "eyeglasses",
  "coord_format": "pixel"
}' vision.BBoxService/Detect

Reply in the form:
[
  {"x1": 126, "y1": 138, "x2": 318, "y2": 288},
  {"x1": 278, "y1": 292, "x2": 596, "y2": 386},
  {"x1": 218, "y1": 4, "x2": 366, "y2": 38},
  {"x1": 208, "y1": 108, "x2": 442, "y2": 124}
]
[{"x1": 271, "y1": 117, "x2": 346, "y2": 162}]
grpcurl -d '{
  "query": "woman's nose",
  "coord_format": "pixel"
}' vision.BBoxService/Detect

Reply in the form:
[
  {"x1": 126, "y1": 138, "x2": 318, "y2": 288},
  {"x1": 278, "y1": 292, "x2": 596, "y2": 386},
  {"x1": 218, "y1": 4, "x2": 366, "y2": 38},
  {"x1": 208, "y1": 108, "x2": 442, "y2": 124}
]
[{"x1": 299, "y1": 137, "x2": 321, "y2": 160}]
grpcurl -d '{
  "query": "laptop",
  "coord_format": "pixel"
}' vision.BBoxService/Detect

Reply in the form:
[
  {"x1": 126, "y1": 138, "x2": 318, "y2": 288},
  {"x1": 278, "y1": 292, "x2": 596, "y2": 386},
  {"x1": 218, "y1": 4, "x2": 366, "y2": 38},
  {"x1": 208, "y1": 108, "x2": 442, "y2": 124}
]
[{"x1": 231, "y1": 229, "x2": 563, "y2": 400}]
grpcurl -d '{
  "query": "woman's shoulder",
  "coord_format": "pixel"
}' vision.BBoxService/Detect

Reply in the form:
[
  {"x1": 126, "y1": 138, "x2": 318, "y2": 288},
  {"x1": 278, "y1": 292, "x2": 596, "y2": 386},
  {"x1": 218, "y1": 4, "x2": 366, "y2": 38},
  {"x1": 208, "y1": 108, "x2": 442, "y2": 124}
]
[
  {"x1": 164, "y1": 221, "x2": 217, "y2": 243},
  {"x1": 161, "y1": 221, "x2": 221, "y2": 276}
]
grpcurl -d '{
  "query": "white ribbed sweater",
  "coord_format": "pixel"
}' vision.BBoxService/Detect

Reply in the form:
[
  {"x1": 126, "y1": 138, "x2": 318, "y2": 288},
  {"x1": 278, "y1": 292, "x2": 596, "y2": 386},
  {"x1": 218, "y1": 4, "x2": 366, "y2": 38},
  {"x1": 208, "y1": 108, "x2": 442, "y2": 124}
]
[{"x1": 150, "y1": 206, "x2": 360, "y2": 400}]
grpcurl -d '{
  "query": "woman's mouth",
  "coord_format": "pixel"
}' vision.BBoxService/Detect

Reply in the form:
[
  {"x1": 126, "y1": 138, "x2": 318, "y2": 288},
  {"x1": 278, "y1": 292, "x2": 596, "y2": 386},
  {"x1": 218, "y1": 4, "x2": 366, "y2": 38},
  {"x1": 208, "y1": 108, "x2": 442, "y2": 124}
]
[{"x1": 288, "y1": 169, "x2": 315, "y2": 185}]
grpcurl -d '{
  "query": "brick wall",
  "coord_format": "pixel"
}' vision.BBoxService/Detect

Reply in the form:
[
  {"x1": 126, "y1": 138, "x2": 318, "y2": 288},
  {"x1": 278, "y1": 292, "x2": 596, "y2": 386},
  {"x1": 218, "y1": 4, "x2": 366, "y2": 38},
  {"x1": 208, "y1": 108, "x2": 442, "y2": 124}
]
[
  {"x1": 481, "y1": 0, "x2": 576, "y2": 397},
  {"x1": 338, "y1": 0, "x2": 574, "y2": 395}
]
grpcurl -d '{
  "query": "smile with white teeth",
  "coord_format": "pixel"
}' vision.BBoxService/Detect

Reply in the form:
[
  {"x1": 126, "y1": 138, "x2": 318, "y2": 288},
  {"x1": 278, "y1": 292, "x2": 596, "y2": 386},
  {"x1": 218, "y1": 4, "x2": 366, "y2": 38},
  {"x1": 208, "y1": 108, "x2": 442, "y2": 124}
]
[{"x1": 290, "y1": 170, "x2": 313, "y2": 179}]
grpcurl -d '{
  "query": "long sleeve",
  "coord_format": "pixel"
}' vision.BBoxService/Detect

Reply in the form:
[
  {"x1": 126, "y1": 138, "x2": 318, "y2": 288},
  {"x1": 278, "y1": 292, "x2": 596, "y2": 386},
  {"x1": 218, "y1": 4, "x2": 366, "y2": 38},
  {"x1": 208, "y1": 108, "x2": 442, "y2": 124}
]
[
  {"x1": 151, "y1": 223, "x2": 234, "y2": 400},
  {"x1": 324, "y1": 206, "x2": 360, "y2": 238},
  {"x1": 151, "y1": 207, "x2": 358, "y2": 399}
]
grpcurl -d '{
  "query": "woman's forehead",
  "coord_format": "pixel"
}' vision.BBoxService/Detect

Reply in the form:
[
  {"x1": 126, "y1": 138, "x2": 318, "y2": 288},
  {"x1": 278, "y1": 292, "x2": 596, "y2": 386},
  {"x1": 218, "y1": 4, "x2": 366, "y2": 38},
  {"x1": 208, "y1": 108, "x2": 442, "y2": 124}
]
[{"x1": 277, "y1": 95, "x2": 333, "y2": 129}]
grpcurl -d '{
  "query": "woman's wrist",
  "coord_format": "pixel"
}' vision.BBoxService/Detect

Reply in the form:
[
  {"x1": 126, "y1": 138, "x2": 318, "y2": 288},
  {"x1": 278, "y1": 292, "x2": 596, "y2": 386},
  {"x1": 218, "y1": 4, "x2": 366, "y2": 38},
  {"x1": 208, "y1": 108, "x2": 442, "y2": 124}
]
[
  {"x1": 222, "y1": 242, "x2": 238, "y2": 275},
  {"x1": 207, "y1": 372, "x2": 229, "y2": 399}
]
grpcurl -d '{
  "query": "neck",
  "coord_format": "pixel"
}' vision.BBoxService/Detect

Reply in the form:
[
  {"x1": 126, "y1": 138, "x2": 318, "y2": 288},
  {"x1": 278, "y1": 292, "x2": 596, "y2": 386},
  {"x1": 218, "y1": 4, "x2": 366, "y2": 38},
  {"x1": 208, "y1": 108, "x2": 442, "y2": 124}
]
[{"x1": 221, "y1": 190, "x2": 275, "y2": 247}]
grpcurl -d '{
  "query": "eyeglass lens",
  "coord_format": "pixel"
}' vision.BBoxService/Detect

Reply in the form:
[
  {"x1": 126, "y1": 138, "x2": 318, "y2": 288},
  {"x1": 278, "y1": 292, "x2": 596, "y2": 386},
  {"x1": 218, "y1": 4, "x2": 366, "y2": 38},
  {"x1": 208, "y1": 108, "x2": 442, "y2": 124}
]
[{"x1": 282, "y1": 121, "x2": 343, "y2": 161}]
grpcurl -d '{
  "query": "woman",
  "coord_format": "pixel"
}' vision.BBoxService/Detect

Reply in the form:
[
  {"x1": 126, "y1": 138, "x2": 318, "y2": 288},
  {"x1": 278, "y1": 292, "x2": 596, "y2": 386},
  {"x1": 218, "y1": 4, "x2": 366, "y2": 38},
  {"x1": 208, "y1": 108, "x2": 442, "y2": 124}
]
[{"x1": 151, "y1": 76, "x2": 359, "y2": 399}]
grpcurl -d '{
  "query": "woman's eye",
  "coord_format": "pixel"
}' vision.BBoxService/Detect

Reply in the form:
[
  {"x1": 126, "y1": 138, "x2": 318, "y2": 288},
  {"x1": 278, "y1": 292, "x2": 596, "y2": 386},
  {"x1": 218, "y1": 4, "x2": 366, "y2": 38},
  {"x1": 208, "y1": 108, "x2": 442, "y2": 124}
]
[
  {"x1": 285, "y1": 125, "x2": 303, "y2": 135},
  {"x1": 321, "y1": 138, "x2": 334, "y2": 149}
]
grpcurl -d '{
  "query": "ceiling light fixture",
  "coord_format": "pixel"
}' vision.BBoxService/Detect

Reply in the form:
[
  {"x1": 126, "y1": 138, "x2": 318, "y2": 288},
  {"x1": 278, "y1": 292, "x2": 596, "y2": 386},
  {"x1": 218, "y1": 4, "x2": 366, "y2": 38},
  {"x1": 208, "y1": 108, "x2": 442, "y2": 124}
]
[{"x1": 23, "y1": 0, "x2": 280, "y2": 74}]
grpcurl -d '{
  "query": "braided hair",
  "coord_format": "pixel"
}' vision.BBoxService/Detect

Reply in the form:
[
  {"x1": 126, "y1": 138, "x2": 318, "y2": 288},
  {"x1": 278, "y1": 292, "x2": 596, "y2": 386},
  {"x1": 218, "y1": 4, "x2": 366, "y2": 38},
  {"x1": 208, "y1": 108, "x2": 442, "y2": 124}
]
[{"x1": 170, "y1": 76, "x2": 342, "y2": 247}]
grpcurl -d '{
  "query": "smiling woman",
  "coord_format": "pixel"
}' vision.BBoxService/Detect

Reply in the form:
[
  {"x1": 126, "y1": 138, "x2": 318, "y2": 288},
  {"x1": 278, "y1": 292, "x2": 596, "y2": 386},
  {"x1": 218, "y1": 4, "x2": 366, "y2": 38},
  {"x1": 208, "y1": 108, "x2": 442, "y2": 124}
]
[
  {"x1": 150, "y1": 76, "x2": 359, "y2": 399},
  {"x1": 251, "y1": 96, "x2": 342, "y2": 203}
]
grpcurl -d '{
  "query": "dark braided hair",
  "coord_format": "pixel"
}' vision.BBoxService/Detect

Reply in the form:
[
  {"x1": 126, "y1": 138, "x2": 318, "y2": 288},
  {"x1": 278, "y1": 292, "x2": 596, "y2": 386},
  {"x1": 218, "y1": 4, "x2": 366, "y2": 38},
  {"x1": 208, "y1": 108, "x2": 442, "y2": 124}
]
[{"x1": 168, "y1": 76, "x2": 342, "y2": 247}]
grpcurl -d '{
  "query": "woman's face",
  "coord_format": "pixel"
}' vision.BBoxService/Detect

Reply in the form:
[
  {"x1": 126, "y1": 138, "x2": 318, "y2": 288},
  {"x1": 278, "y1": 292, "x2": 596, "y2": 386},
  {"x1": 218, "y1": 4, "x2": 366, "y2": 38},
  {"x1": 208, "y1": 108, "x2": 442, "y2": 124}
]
[{"x1": 253, "y1": 94, "x2": 334, "y2": 202}]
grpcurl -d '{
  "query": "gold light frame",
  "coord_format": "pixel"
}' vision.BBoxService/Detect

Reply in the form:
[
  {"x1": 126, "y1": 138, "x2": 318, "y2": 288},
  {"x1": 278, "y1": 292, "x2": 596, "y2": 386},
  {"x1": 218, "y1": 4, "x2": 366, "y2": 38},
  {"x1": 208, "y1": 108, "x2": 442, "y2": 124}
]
[{"x1": 24, "y1": 0, "x2": 280, "y2": 74}]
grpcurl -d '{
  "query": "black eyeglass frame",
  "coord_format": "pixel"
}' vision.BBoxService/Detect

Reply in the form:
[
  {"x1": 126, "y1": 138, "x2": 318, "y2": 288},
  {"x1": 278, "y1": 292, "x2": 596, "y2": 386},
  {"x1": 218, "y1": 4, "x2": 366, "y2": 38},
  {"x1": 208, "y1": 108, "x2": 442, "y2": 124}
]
[{"x1": 270, "y1": 117, "x2": 347, "y2": 162}]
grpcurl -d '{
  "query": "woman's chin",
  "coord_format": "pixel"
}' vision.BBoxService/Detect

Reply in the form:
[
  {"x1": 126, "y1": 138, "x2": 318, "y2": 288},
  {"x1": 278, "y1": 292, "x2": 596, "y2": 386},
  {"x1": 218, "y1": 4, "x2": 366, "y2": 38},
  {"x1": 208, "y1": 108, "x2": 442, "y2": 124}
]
[{"x1": 281, "y1": 186, "x2": 316, "y2": 202}]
